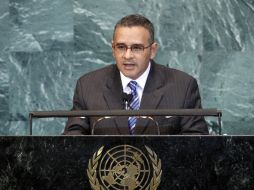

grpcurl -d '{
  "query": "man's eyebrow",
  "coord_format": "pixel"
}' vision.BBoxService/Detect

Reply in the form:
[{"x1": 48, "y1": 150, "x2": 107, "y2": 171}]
[
  {"x1": 115, "y1": 43, "x2": 126, "y2": 45},
  {"x1": 131, "y1": 43, "x2": 144, "y2": 46},
  {"x1": 115, "y1": 43, "x2": 143, "y2": 46}
]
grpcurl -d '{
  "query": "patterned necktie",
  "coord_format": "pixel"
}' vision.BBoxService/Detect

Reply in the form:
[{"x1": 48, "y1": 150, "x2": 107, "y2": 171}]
[{"x1": 128, "y1": 81, "x2": 140, "y2": 134}]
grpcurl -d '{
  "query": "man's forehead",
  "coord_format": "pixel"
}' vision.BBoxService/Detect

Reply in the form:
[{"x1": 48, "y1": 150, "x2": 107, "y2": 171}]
[{"x1": 113, "y1": 26, "x2": 151, "y2": 42}]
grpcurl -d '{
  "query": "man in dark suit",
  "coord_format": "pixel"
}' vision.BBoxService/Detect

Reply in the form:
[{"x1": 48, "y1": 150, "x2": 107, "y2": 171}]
[{"x1": 64, "y1": 14, "x2": 208, "y2": 135}]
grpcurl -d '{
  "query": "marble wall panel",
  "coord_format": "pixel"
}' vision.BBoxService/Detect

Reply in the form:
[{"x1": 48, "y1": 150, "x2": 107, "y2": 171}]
[
  {"x1": 0, "y1": 58, "x2": 10, "y2": 135},
  {"x1": 203, "y1": 0, "x2": 254, "y2": 51},
  {"x1": 0, "y1": 0, "x2": 10, "y2": 54},
  {"x1": 9, "y1": 0, "x2": 73, "y2": 52},
  {"x1": 201, "y1": 50, "x2": 254, "y2": 134},
  {"x1": 8, "y1": 51, "x2": 74, "y2": 135}
]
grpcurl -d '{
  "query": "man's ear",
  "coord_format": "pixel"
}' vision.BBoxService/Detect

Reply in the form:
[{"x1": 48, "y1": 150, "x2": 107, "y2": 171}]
[
  {"x1": 150, "y1": 42, "x2": 158, "y2": 59},
  {"x1": 111, "y1": 40, "x2": 116, "y2": 58}
]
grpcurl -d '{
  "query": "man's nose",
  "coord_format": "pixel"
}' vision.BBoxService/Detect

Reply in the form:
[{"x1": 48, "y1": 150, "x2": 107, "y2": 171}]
[{"x1": 123, "y1": 48, "x2": 134, "y2": 59}]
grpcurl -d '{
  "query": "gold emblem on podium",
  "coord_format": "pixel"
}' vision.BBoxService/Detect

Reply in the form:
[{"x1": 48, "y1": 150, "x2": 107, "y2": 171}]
[{"x1": 87, "y1": 145, "x2": 162, "y2": 190}]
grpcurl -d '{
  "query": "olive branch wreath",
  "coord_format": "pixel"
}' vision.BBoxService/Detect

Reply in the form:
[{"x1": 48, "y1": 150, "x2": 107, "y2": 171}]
[
  {"x1": 87, "y1": 146, "x2": 104, "y2": 190},
  {"x1": 145, "y1": 146, "x2": 162, "y2": 190},
  {"x1": 87, "y1": 145, "x2": 162, "y2": 190}
]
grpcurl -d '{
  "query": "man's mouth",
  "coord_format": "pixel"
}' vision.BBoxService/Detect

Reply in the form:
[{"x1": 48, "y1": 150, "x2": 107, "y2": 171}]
[
  {"x1": 123, "y1": 63, "x2": 135, "y2": 69},
  {"x1": 123, "y1": 62, "x2": 135, "y2": 66}
]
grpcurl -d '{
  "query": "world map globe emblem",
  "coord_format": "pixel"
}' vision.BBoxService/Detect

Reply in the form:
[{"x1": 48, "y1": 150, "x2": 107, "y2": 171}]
[{"x1": 87, "y1": 145, "x2": 162, "y2": 190}]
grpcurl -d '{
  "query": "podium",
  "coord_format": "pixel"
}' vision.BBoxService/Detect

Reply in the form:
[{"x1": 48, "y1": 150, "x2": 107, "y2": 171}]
[{"x1": 0, "y1": 136, "x2": 254, "y2": 190}]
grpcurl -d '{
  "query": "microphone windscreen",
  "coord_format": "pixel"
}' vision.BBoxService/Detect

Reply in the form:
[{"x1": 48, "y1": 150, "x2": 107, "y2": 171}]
[{"x1": 122, "y1": 93, "x2": 133, "y2": 102}]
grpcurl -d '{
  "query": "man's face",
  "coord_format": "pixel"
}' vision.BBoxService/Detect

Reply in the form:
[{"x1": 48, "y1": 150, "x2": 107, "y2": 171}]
[{"x1": 112, "y1": 26, "x2": 158, "y2": 80}]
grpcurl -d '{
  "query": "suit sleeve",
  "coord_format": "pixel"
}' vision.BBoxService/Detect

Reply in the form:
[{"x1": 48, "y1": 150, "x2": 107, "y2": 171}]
[
  {"x1": 63, "y1": 79, "x2": 90, "y2": 135},
  {"x1": 180, "y1": 78, "x2": 209, "y2": 135}
]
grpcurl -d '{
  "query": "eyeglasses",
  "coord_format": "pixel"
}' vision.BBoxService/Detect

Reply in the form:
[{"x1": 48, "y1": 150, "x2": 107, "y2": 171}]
[{"x1": 113, "y1": 42, "x2": 154, "y2": 54}]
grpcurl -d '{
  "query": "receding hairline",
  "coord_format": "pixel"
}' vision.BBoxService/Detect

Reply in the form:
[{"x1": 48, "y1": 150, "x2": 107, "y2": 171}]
[{"x1": 113, "y1": 14, "x2": 155, "y2": 43}]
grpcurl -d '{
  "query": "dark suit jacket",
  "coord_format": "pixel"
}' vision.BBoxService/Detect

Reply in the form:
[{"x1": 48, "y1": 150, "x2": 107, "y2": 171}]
[{"x1": 64, "y1": 60, "x2": 208, "y2": 135}]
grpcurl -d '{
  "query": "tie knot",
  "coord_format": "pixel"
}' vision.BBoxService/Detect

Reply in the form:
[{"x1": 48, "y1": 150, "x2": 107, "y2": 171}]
[{"x1": 128, "y1": 81, "x2": 138, "y2": 91}]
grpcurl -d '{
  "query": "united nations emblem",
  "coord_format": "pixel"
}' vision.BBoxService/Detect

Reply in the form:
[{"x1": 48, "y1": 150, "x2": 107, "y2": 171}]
[{"x1": 87, "y1": 145, "x2": 162, "y2": 190}]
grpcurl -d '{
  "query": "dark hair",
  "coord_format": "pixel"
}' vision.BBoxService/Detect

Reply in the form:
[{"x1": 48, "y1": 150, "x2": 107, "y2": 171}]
[{"x1": 113, "y1": 14, "x2": 154, "y2": 43}]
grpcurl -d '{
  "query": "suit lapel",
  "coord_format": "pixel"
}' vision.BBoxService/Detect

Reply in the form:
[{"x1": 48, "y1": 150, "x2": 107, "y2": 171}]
[
  {"x1": 102, "y1": 65, "x2": 129, "y2": 134},
  {"x1": 136, "y1": 61, "x2": 165, "y2": 133}
]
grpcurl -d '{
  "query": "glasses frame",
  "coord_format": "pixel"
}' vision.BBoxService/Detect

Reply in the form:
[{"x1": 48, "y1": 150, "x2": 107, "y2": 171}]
[{"x1": 113, "y1": 42, "x2": 154, "y2": 54}]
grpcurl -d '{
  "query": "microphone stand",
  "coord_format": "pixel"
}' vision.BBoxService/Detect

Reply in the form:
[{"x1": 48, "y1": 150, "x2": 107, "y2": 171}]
[{"x1": 122, "y1": 93, "x2": 132, "y2": 110}]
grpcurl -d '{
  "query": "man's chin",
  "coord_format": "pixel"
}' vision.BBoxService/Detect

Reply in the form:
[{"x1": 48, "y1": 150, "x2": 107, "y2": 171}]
[{"x1": 122, "y1": 72, "x2": 138, "y2": 80}]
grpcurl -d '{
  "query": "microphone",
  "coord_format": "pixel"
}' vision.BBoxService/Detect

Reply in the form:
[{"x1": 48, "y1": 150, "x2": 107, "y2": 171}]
[{"x1": 122, "y1": 93, "x2": 133, "y2": 110}]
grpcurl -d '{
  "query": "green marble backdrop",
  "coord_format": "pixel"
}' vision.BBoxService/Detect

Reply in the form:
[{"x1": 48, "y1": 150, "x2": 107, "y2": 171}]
[{"x1": 0, "y1": 0, "x2": 254, "y2": 135}]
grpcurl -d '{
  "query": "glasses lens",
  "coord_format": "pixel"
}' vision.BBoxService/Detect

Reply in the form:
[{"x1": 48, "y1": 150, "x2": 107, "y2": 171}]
[
  {"x1": 115, "y1": 44, "x2": 127, "y2": 52},
  {"x1": 131, "y1": 45, "x2": 144, "y2": 52}
]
